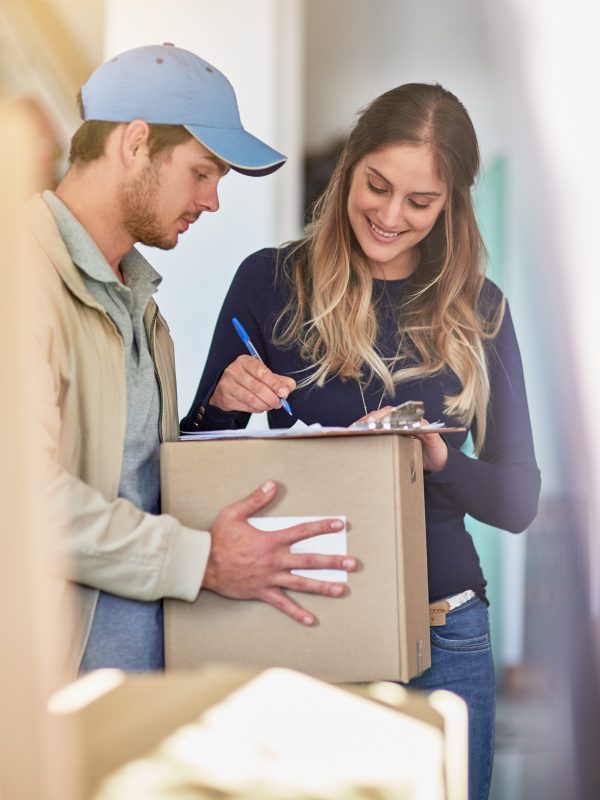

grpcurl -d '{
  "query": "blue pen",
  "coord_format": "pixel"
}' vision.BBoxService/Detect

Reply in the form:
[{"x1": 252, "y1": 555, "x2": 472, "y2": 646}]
[{"x1": 232, "y1": 317, "x2": 293, "y2": 416}]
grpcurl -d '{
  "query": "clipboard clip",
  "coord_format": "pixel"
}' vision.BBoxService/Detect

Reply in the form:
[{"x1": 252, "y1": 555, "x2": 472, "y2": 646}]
[{"x1": 352, "y1": 400, "x2": 425, "y2": 431}]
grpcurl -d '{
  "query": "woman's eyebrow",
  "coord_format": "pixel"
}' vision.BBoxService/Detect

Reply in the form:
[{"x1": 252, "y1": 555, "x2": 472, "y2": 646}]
[
  {"x1": 366, "y1": 166, "x2": 392, "y2": 185},
  {"x1": 366, "y1": 166, "x2": 442, "y2": 196}
]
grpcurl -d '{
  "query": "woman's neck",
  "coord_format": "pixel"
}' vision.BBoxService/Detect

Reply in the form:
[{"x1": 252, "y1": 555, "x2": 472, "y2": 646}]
[{"x1": 368, "y1": 250, "x2": 418, "y2": 280}]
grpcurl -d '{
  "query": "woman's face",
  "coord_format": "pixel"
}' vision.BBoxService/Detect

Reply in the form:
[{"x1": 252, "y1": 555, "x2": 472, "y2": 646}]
[{"x1": 346, "y1": 143, "x2": 447, "y2": 279}]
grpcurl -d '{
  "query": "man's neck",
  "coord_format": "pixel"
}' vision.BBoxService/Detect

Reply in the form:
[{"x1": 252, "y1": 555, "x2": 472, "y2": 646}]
[{"x1": 55, "y1": 166, "x2": 134, "y2": 278}]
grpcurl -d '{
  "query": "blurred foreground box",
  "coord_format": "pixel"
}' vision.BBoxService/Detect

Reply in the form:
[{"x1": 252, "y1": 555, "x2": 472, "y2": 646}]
[
  {"x1": 48, "y1": 665, "x2": 467, "y2": 799},
  {"x1": 161, "y1": 433, "x2": 431, "y2": 682}
]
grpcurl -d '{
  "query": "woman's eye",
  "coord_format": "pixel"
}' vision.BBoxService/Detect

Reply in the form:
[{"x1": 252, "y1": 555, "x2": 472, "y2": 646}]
[
  {"x1": 409, "y1": 198, "x2": 430, "y2": 210},
  {"x1": 367, "y1": 179, "x2": 387, "y2": 195}
]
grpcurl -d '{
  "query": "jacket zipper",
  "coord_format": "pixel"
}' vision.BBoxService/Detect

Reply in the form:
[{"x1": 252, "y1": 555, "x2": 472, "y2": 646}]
[{"x1": 148, "y1": 305, "x2": 164, "y2": 443}]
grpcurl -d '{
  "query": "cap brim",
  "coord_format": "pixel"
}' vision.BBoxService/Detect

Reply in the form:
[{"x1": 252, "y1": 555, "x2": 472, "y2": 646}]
[{"x1": 184, "y1": 124, "x2": 286, "y2": 176}]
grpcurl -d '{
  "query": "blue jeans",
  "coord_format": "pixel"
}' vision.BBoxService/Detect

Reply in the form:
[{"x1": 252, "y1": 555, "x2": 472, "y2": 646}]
[{"x1": 406, "y1": 596, "x2": 495, "y2": 800}]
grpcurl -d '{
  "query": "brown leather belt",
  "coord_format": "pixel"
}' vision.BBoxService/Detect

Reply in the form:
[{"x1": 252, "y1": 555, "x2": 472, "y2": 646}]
[{"x1": 429, "y1": 589, "x2": 476, "y2": 626}]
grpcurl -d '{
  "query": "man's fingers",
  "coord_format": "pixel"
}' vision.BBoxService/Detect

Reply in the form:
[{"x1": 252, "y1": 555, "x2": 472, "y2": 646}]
[
  {"x1": 279, "y1": 517, "x2": 346, "y2": 545},
  {"x1": 262, "y1": 572, "x2": 352, "y2": 627},
  {"x1": 284, "y1": 552, "x2": 357, "y2": 573},
  {"x1": 277, "y1": 571, "x2": 349, "y2": 597},
  {"x1": 262, "y1": 588, "x2": 316, "y2": 626},
  {"x1": 219, "y1": 480, "x2": 278, "y2": 522}
]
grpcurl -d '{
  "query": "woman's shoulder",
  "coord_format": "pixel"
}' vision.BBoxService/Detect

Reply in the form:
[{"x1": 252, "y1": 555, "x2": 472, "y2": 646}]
[
  {"x1": 478, "y1": 277, "x2": 507, "y2": 321},
  {"x1": 235, "y1": 246, "x2": 278, "y2": 278},
  {"x1": 235, "y1": 242, "x2": 303, "y2": 283}
]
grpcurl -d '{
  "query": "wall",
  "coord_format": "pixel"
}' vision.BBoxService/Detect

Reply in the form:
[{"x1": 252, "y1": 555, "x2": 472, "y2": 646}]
[{"x1": 304, "y1": 0, "x2": 505, "y2": 160}]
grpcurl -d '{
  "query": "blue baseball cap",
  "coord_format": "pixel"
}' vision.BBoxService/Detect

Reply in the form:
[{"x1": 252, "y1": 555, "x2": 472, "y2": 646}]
[{"x1": 80, "y1": 43, "x2": 286, "y2": 176}]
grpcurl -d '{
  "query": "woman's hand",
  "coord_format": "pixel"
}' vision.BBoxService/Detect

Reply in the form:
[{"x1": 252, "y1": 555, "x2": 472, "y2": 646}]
[
  {"x1": 209, "y1": 355, "x2": 296, "y2": 413},
  {"x1": 350, "y1": 405, "x2": 395, "y2": 427},
  {"x1": 412, "y1": 419, "x2": 448, "y2": 472},
  {"x1": 350, "y1": 408, "x2": 448, "y2": 473}
]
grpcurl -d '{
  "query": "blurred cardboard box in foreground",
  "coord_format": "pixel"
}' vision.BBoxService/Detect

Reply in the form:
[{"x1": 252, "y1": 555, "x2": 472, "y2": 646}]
[{"x1": 48, "y1": 665, "x2": 467, "y2": 799}]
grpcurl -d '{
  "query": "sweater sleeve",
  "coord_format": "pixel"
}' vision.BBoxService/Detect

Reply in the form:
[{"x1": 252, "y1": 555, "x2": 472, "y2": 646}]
[
  {"x1": 181, "y1": 249, "x2": 276, "y2": 432},
  {"x1": 425, "y1": 297, "x2": 541, "y2": 532}
]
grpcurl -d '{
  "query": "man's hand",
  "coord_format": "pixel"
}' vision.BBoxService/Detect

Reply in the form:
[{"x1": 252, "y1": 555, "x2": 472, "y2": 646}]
[
  {"x1": 203, "y1": 480, "x2": 357, "y2": 626},
  {"x1": 209, "y1": 355, "x2": 296, "y2": 413}
]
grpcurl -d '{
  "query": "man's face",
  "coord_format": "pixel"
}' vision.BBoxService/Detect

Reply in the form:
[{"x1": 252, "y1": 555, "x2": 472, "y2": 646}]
[{"x1": 121, "y1": 137, "x2": 229, "y2": 250}]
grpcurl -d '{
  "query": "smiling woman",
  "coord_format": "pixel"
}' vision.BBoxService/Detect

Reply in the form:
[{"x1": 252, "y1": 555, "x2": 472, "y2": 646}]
[{"x1": 182, "y1": 81, "x2": 540, "y2": 800}]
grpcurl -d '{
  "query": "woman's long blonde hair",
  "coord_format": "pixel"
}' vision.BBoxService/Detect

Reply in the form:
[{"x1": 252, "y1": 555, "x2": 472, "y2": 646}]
[{"x1": 275, "y1": 83, "x2": 504, "y2": 453}]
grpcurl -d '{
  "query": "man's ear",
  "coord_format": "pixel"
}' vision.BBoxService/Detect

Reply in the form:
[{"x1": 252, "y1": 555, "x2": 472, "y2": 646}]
[{"x1": 121, "y1": 120, "x2": 151, "y2": 166}]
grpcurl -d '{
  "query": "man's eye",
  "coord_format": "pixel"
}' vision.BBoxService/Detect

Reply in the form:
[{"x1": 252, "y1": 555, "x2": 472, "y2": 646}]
[{"x1": 366, "y1": 179, "x2": 387, "y2": 195}]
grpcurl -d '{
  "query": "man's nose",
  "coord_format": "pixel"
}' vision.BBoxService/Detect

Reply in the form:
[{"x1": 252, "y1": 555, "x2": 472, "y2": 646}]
[{"x1": 196, "y1": 184, "x2": 219, "y2": 213}]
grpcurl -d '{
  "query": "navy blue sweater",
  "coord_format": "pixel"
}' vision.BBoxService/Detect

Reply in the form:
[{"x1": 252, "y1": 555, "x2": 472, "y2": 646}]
[{"x1": 182, "y1": 248, "x2": 541, "y2": 602}]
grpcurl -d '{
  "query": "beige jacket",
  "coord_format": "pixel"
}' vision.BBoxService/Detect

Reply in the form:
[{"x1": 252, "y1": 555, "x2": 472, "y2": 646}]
[{"x1": 28, "y1": 195, "x2": 211, "y2": 675}]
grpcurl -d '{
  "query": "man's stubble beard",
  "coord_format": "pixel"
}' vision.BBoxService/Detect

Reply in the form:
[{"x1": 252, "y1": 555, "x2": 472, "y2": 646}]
[{"x1": 121, "y1": 163, "x2": 177, "y2": 251}]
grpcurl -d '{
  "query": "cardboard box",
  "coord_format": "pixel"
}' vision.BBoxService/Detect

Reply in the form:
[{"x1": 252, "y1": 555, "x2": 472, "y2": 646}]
[
  {"x1": 48, "y1": 666, "x2": 467, "y2": 799},
  {"x1": 161, "y1": 432, "x2": 431, "y2": 682},
  {"x1": 49, "y1": 665, "x2": 255, "y2": 796}
]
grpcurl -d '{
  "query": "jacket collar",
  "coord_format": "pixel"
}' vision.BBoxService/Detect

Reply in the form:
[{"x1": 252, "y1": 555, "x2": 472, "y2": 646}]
[
  {"x1": 28, "y1": 193, "x2": 105, "y2": 310},
  {"x1": 27, "y1": 193, "x2": 162, "y2": 309}
]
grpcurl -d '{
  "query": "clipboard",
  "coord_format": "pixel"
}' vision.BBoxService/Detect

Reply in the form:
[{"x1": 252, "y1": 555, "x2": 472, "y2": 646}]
[
  {"x1": 179, "y1": 402, "x2": 465, "y2": 442},
  {"x1": 180, "y1": 424, "x2": 465, "y2": 442}
]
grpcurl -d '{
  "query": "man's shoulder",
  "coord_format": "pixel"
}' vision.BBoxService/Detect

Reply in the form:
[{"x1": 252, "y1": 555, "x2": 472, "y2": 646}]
[
  {"x1": 28, "y1": 193, "x2": 96, "y2": 304},
  {"x1": 28, "y1": 193, "x2": 71, "y2": 277},
  {"x1": 28, "y1": 192, "x2": 60, "y2": 242},
  {"x1": 27, "y1": 195, "x2": 66, "y2": 286}
]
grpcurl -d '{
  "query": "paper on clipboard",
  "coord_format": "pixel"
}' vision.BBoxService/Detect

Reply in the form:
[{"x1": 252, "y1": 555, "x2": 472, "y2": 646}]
[
  {"x1": 180, "y1": 420, "x2": 341, "y2": 440},
  {"x1": 180, "y1": 419, "x2": 454, "y2": 441}
]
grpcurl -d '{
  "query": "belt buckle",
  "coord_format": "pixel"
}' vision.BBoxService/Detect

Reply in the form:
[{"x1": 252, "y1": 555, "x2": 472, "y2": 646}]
[{"x1": 429, "y1": 599, "x2": 450, "y2": 626}]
